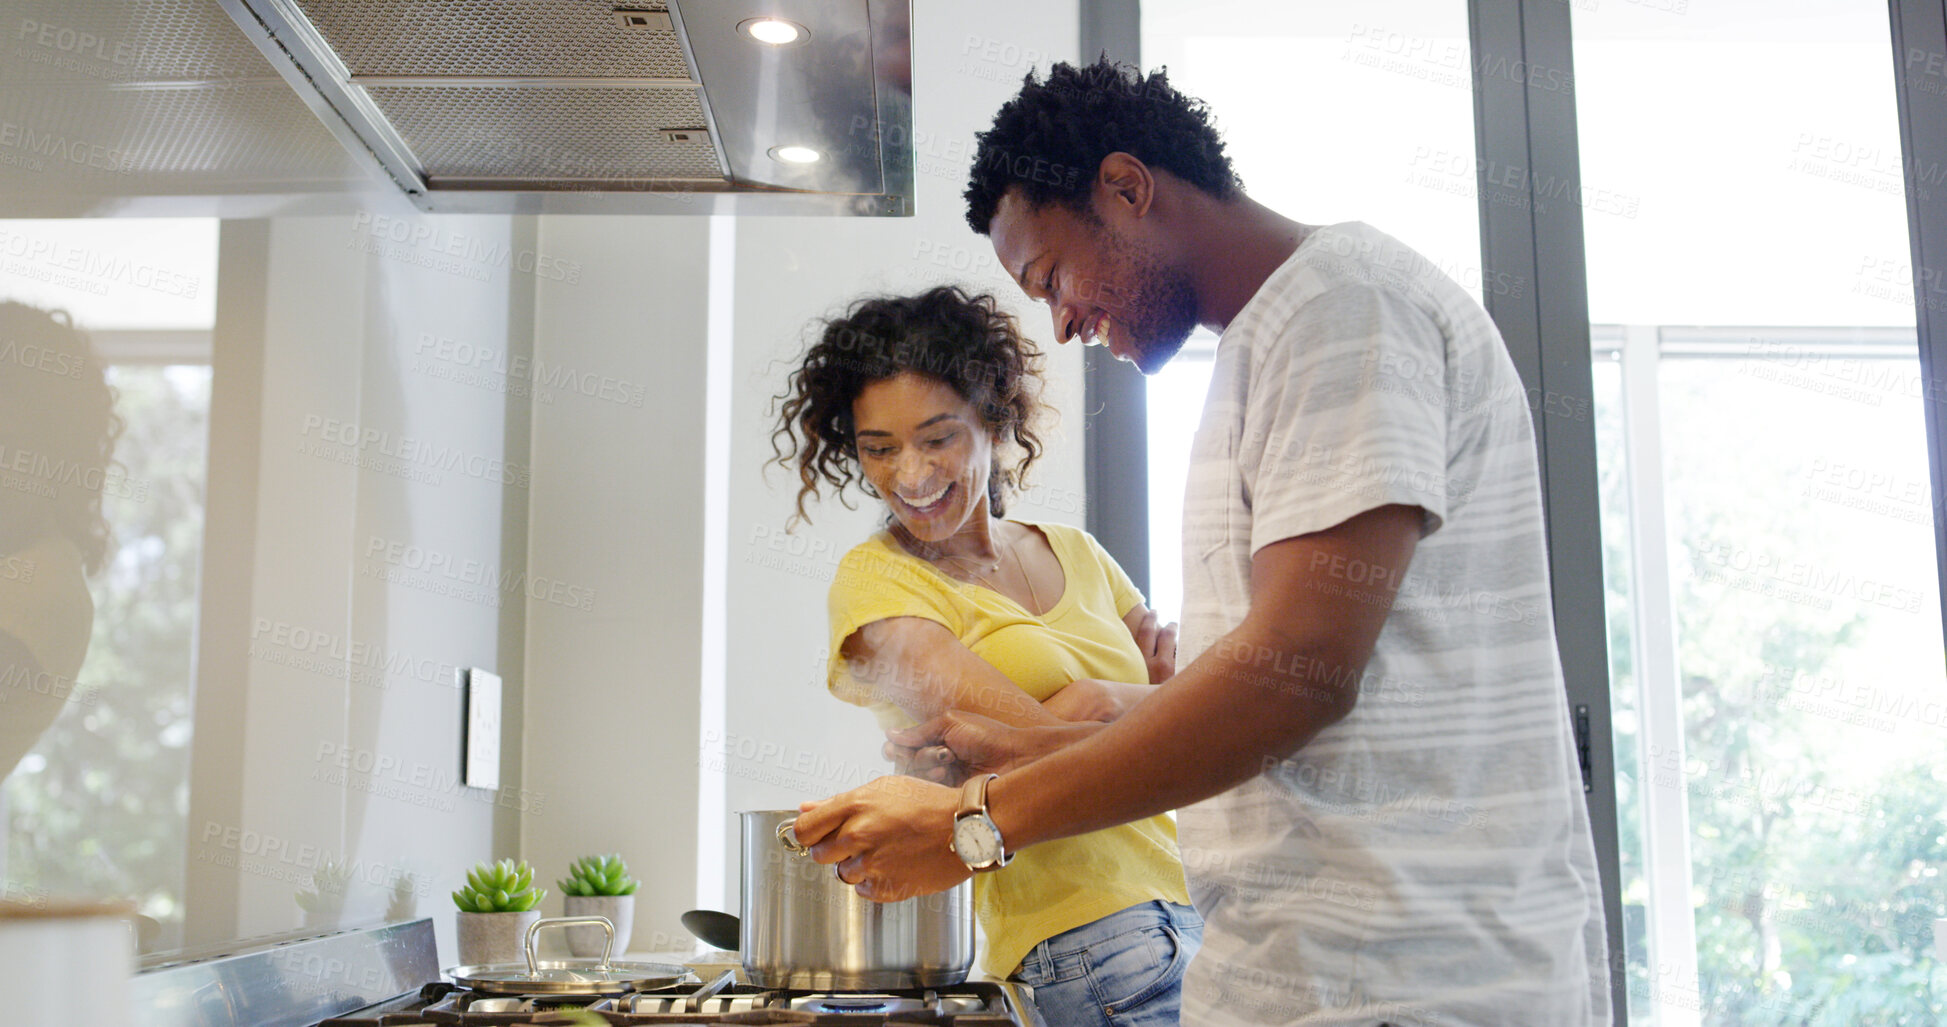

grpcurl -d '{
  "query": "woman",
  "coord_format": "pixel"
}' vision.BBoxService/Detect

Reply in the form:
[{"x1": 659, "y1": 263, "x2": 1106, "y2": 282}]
[{"x1": 771, "y1": 285, "x2": 1200, "y2": 1027}]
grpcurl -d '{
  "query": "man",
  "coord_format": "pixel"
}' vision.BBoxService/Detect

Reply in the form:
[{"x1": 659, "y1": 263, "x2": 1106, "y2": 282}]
[{"x1": 793, "y1": 58, "x2": 1611, "y2": 1025}]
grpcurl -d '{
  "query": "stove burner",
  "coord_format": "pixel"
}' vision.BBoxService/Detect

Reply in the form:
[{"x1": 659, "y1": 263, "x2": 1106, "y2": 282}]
[
  {"x1": 796, "y1": 995, "x2": 918, "y2": 1014},
  {"x1": 786, "y1": 993, "x2": 987, "y2": 1015}
]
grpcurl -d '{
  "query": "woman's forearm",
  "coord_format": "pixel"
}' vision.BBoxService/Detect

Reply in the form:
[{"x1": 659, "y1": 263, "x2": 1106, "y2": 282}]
[
  {"x1": 845, "y1": 619, "x2": 1068, "y2": 729},
  {"x1": 845, "y1": 621, "x2": 1153, "y2": 731},
  {"x1": 937, "y1": 678, "x2": 1067, "y2": 727}
]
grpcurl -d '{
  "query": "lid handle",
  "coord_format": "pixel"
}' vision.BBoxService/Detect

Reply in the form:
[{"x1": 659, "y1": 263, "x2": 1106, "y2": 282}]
[{"x1": 523, "y1": 915, "x2": 614, "y2": 971}]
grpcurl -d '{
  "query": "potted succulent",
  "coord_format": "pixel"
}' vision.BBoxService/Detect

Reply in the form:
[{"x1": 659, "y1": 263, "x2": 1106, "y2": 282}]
[
  {"x1": 558, "y1": 853, "x2": 639, "y2": 958},
  {"x1": 452, "y1": 858, "x2": 547, "y2": 966}
]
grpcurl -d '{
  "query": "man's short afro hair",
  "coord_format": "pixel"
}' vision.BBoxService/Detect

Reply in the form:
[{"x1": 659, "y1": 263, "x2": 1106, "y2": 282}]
[{"x1": 964, "y1": 56, "x2": 1241, "y2": 235}]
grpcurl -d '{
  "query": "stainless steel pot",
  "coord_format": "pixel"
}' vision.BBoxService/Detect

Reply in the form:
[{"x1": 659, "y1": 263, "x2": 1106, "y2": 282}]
[{"x1": 738, "y1": 809, "x2": 974, "y2": 990}]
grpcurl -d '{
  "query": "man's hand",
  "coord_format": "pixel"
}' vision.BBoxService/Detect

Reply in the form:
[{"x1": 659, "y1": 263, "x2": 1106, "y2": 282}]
[
  {"x1": 1123, "y1": 605, "x2": 1179, "y2": 684},
  {"x1": 887, "y1": 710, "x2": 1100, "y2": 780},
  {"x1": 884, "y1": 738, "x2": 970, "y2": 787},
  {"x1": 880, "y1": 708, "x2": 1089, "y2": 787},
  {"x1": 881, "y1": 683, "x2": 1140, "y2": 781},
  {"x1": 794, "y1": 776, "x2": 971, "y2": 903}
]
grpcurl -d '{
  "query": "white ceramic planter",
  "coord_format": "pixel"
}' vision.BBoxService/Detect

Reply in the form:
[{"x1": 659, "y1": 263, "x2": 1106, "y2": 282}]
[
  {"x1": 455, "y1": 909, "x2": 540, "y2": 966},
  {"x1": 1, "y1": 901, "x2": 132, "y2": 1027},
  {"x1": 563, "y1": 895, "x2": 634, "y2": 958}
]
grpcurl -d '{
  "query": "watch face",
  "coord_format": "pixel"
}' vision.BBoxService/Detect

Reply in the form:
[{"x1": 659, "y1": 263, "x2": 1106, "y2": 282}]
[{"x1": 952, "y1": 815, "x2": 1003, "y2": 866}]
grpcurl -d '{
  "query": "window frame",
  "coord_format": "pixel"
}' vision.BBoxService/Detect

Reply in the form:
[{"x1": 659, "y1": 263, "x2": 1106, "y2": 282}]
[
  {"x1": 89, "y1": 330, "x2": 213, "y2": 366},
  {"x1": 1889, "y1": 0, "x2": 1947, "y2": 650},
  {"x1": 1079, "y1": 0, "x2": 1152, "y2": 599},
  {"x1": 1464, "y1": 5, "x2": 1625, "y2": 1016}
]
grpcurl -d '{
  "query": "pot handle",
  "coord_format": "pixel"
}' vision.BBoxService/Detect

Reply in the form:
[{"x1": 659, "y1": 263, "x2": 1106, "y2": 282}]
[
  {"x1": 776, "y1": 818, "x2": 810, "y2": 858},
  {"x1": 524, "y1": 915, "x2": 614, "y2": 971}
]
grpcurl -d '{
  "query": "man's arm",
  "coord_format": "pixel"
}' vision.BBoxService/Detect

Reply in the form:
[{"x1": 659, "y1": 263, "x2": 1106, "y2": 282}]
[
  {"x1": 797, "y1": 503, "x2": 1424, "y2": 900},
  {"x1": 992, "y1": 503, "x2": 1419, "y2": 844},
  {"x1": 888, "y1": 603, "x2": 1173, "y2": 773}
]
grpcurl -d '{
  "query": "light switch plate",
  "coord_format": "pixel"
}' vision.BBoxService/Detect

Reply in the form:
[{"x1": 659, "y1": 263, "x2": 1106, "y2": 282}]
[{"x1": 463, "y1": 668, "x2": 501, "y2": 791}]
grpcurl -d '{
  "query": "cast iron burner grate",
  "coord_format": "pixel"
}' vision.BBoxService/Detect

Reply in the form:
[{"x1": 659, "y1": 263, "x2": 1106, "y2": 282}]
[{"x1": 317, "y1": 980, "x2": 1025, "y2": 1025}]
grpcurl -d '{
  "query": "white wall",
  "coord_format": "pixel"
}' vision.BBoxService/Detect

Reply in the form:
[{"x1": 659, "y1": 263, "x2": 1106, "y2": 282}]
[
  {"x1": 187, "y1": 212, "x2": 530, "y2": 964},
  {"x1": 520, "y1": 214, "x2": 714, "y2": 953}
]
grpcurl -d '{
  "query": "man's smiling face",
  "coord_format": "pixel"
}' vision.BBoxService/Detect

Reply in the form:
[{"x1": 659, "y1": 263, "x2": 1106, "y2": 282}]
[{"x1": 987, "y1": 185, "x2": 1199, "y2": 375}]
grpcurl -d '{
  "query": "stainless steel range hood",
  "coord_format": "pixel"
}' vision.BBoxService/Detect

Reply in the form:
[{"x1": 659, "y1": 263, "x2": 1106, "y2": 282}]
[
  {"x1": 0, "y1": 0, "x2": 913, "y2": 217},
  {"x1": 220, "y1": 0, "x2": 914, "y2": 215}
]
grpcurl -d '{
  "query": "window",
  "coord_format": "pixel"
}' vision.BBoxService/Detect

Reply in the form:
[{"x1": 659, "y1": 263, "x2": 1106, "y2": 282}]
[
  {"x1": 1593, "y1": 326, "x2": 1943, "y2": 1023},
  {"x1": 1572, "y1": 3, "x2": 1945, "y2": 1021},
  {"x1": 0, "y1": 217, "x2": 216, "y2": 954}
]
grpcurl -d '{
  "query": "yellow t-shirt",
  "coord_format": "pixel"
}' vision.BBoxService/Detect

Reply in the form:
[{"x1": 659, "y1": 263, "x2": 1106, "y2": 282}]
[{"x1": 825, "y1": 520, "x2": 1191, "y2": 977}]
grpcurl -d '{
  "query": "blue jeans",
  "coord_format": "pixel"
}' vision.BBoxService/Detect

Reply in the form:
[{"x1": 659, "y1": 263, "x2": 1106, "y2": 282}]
[{"x1": 1013, "y1": 900, "x2": 1204, "y2": 1027}]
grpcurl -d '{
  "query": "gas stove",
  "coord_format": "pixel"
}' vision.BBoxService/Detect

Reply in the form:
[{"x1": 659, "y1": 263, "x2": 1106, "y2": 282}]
[
  {"x1": 316, "y1": 978, "x2": 1042, "y2": 1025},
  {"x1": 127, "y1": 918, "x2": 1041, "y2": 1027}
]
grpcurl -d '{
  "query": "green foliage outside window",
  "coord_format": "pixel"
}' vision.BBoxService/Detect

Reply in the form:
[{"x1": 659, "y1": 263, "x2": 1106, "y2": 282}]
[
  {"x1": 1603, "y1": 358, "x2": 1946, "y2": 1025},
  {"x1": 3, "y1": 366, "x2": 207, "y2": 953}
]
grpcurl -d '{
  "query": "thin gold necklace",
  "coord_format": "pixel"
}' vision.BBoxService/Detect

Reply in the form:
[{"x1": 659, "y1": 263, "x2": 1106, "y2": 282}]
[
  {"x1": 972, "y1": 532, "x2": 1043, "y2": 614},
  {"x1": 894, "y1": 523, "x2": 1043, "y2": 614}
]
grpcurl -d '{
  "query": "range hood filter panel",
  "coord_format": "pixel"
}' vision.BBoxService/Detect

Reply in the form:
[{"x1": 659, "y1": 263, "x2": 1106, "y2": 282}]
[
  {"x1": 0, "y1": 78, "x2": 361, "y2": 184},
  {"x1": 365, "y1": 86, "x2": 724, "y2": 181},
  {"x1": 289, "y1": 0, "x2": 693, "y2": 81},
  {"x1": 3, "y1": 0, "x2": 277, "y2": 85}
]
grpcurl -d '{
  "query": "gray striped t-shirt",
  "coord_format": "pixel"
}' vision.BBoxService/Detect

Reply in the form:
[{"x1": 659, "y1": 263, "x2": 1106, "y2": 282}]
[{"x1": 1174, "y1": 223, "x2": 1610, "y2": 1026}]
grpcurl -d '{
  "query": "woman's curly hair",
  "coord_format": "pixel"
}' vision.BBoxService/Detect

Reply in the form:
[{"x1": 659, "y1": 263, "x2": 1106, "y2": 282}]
[
  {"x1": 964, "y1": 56, "x2": 1241, "y2": 234},
  {"x1": 770, "y1": 286, "x2": 1047, "y2": 526},
  {"x1": 0, "y1": 302, "x2": 122, "y2": 575}
]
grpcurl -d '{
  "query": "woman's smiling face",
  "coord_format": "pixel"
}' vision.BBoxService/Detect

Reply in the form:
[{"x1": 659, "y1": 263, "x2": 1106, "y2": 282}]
[{"x1": 852, "y1": 371, "x2": 995, "y2": 542}]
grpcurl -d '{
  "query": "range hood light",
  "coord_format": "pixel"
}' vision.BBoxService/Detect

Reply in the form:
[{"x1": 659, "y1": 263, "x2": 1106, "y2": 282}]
[
  {"x1": 738, "y1": 18, "x2": 809, "y2": 46},
  {"x1": 769, "y1": 145, "x2": 823, "y2": 164}
]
